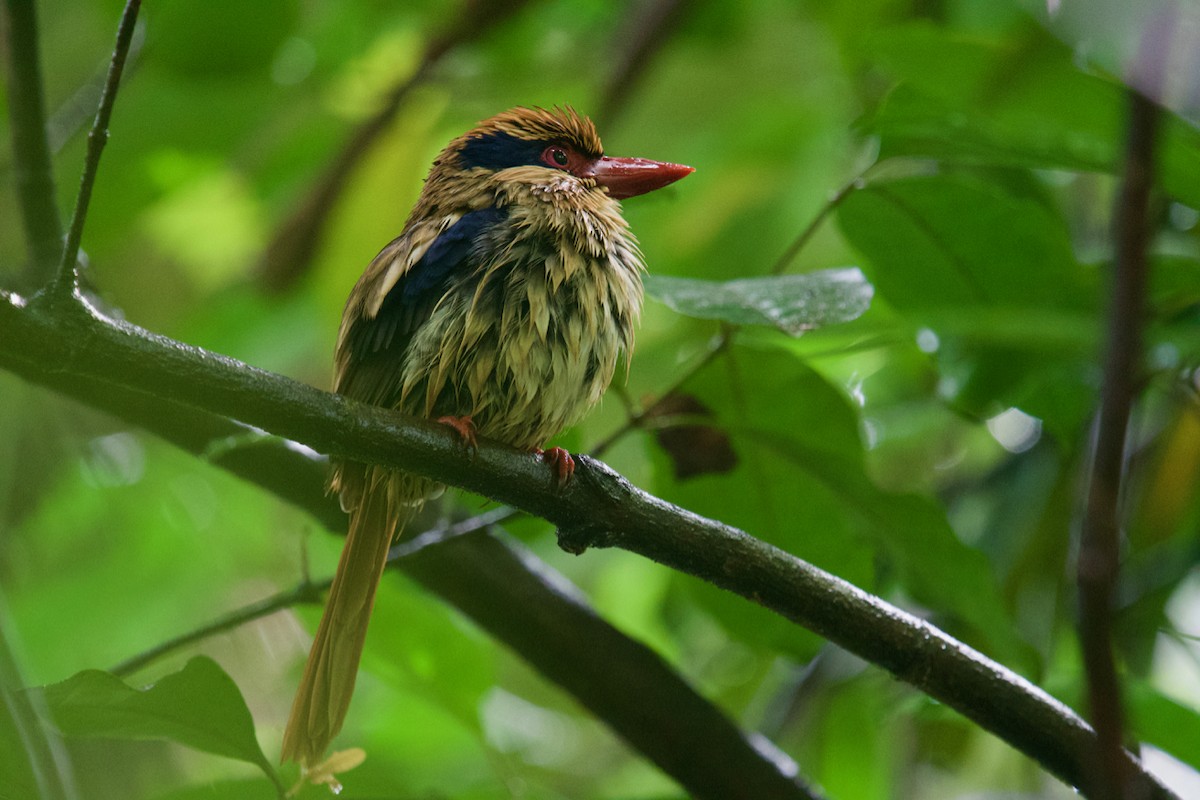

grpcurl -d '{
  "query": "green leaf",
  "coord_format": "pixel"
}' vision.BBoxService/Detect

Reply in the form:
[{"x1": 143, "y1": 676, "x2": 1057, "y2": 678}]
[
  {"x1": 644, "y1": 268, "x2": 874, "y2": 336},
  {"x1": 810, "y1": 678, "x2": 894, "y2": 800},
  {"x1": 0, "y1": 623, "x2": 69, "y2": 800},
  {"x1": 38, "y1": 657, "x2": 277, "y2": 782},
  {"x1": 865, "y1": 22, "x2": 1200, "y2": 208},
  {"x1": 837, "y1": 174, "x2": 1084, "y2": 313},
  {"x1": 837, "y1": 172, "x2": 1099, "y2": 434},
  {"x1": 148, "y1": 778, "x2": 280, "y2": 800},
  {"x1": 0, "y1": 688, "x2": 45, "y2": 800},
  {"x1": 1127, "y1": 681, "x2": 1200, "y2": 773},
  {"x1": 866, "y1": 24, "x2": 1120, "y2": 174},
  {"x1": 651, "y1": 345, "x2": 1031, "y2": 666}
]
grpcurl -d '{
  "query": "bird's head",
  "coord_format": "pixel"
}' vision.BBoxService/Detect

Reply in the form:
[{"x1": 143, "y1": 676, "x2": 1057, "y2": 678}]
[{"x1": 428, "y1": 106, "x2": 693, "y2": 206}]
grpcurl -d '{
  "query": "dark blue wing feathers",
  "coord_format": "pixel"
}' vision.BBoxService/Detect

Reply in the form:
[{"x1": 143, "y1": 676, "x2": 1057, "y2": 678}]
[
  {"x1": 350, "y1": 207, "x2": 507, "y2": 360},
  {"x1": 400, "y1": 207, "x2": 505, "y2": 304}
]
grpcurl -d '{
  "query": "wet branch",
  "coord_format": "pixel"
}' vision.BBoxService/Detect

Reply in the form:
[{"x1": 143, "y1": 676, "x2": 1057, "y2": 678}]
[
  {"x1": 18, "y1": 301, "x2": 813, "y2": 800},
  {"x1": 0, "y1": 287, "x2": 1178, "y2": 800}
]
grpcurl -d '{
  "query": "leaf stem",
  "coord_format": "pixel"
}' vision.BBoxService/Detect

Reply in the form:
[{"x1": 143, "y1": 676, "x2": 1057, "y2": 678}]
[{"x1": 768, "y1": 172, "x2": 868, "y2": 276}]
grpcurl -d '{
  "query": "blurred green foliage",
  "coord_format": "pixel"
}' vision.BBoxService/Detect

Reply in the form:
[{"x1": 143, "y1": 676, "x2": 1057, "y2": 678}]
[{"x1": 2, "y1": 0, "x2": 1200, "y2": 798}]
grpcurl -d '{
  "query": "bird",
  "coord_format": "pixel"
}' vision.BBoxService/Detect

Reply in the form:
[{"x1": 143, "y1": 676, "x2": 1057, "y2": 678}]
[{"x1": 281, "y1": 106, "x2": 693, "y2": 767}]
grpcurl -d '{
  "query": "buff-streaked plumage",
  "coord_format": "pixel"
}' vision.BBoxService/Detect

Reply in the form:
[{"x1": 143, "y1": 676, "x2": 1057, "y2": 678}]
[{"x1": 282, "y1": 106, "x2": 692, "y2": 768}]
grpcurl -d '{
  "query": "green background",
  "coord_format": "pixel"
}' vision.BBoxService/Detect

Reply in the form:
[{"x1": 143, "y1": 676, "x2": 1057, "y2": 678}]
[{"x1": 2, "y1": 0, "x2": 1200, "y2": 798}]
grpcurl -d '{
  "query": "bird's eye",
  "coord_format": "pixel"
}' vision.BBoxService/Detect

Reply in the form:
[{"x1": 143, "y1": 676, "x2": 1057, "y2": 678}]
[{"x1": 543, "y1": 146, "x2": 570, "y2": 168}]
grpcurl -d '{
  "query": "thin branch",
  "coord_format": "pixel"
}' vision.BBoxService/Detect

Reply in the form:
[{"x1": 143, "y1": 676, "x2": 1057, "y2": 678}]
[
  {"x1": 1, "y1": 0, "x2": 64, "y2": 285},
  {"x1": 258, "y1": 0, "x2": 533, "y2": 292},
  {"x1": 768, "y1": 174, "x2": 867, "y2": 276},
  {"x1": 55, "y1": 0, "x2": 141, "y2": 294},
  {"x1": 110, "y1": 580, "x2": 323, "y2": 679},
  {"x1": 0, "y1": 288, "x2": 1178, "y2": 800},
  {"x1": 1076, "y1": 88, "x2": 1160, "y2": 799},
  {"x1": 589, "y1": 329, "x2": 730, "y2": 456},
  {"x1": 108, "y1": 508, "x2": 513, "y2": 679},
  {"x1": 46, "y1": 22, "x2": 146, "y2": 155}
]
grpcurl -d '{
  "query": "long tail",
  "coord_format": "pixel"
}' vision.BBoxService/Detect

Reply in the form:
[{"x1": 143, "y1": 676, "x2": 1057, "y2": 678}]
[{"x1": 281, "y1": 484, "x2": 404, "y2": 766}]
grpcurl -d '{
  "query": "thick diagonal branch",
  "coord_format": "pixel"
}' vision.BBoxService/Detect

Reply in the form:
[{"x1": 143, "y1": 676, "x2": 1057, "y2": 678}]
[
  {"x1": 10, "y1": 300, "x2": 814, "y2": 800},
  {"x1": 0, "y1": 289, "x2": 1178, "y2": 800}
]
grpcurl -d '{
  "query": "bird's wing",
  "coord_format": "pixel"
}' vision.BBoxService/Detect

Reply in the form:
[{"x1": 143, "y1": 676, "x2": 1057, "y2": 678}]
[{"x1": 336, "y1": 206, "x2": 507, "y2": 405}]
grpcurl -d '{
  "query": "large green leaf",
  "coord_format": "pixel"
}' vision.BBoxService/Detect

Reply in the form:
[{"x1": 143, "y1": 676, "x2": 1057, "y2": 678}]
[
  {"x1": 645, "y1": 268, "x2": 874, "y2": 336},
  {"x1": 864, "y1": 22, "x2": 1200, "y2": 207},
  {"x1": 1127, "y1": 681, "x2": 1200, "y2": 774},
  {"x1": 651, "y1": 345, "x2": 1031, "y2": 666},
  {"x1": 837, "y1": 174, "x2": 1085, "y2": 312},
  {"x1": 837, "y1": 172, "x2": 1099, "y2": 435},
  {"x1": 38, "y1": 658, "x2": 277, "y2": 782}
]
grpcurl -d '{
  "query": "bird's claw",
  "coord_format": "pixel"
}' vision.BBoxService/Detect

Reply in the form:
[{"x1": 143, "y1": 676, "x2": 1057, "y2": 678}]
[
  {"x1": 437, "y1": 415, "x2": 478, "y2": 457},
  {"x1": 537, "y1": 446, "x2": 575, "y2": 488}
]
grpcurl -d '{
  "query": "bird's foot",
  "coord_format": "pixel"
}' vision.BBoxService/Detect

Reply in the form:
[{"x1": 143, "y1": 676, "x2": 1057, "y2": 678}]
[
  {"x1": 436, "y1": 415, "x2": 478, "y2": 456},
  {"x1": 537, "y1": 446, "x2": 575, "y2": 488}
]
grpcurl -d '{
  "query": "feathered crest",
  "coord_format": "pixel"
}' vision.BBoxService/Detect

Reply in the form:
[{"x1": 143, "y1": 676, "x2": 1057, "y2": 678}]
[{"x1": 461, "y1": 106, "x2": 604, "y2": 158}]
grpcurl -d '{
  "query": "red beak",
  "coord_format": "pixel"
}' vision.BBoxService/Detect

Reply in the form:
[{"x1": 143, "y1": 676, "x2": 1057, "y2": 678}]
[{"x1": 583, "y1": 156, "x2": 695, "y2": 200}]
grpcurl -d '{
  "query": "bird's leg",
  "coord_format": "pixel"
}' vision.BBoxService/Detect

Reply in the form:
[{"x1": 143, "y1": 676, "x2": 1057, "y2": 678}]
[
  {"x1": 536, "y1": 446, "x2": 575, "y2": 488},
  {"x1": 436, "y1": 415, "x2": 478, "y2": 455}
]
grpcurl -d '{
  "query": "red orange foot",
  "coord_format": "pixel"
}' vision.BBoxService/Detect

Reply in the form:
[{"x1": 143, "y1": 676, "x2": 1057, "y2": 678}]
[
  {"x1": 437, "y1": 415, "x2": 477, "y2": 455},
  {"x1": 537, "y1": 446, "x2": 575, "y2": 488}
]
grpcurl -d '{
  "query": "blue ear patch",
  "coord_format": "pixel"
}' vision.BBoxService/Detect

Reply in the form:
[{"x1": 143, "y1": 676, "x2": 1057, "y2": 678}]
[{"x1": 458, "y1": 131, "x2": 546, "y2": 171}]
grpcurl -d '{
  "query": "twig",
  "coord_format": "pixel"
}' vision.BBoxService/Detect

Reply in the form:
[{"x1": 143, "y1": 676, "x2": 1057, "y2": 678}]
[
  {"x1": 258, "y1": 0, "x2": 533, "y2": 292},
  {"x1": 0, "y1": 290, "x2": 1178, "y2": 800},
  {"x1": 768, "y1": 174, "x2": 867, "y2": 276},
  {"x1": 1, "y1": 0, "x2": 64, "y2": 285},
  {"x1": 55, "y1": 0, "x2": 141, "y2": 295},
  {"x1": 110, "y1": 580, "x2": 324, "y2": 678},
  {"x1": 1076, "y1": 88, "x2": 1160, "y2": 799},
  {"x1": 590, "y1": 329, "x2": 730, "y2": 456},
  {"x1": 47, "y1": 22, "x2": 146, "y2": 155},
  {"x1": 109, "y1": 507, "x2": 515, "y2": 678}
]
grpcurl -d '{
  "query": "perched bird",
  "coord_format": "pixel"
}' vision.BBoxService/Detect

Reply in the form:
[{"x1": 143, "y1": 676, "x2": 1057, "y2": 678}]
[{"x1": 281, "y1": 106, "x2": 693, "y2": 766}]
